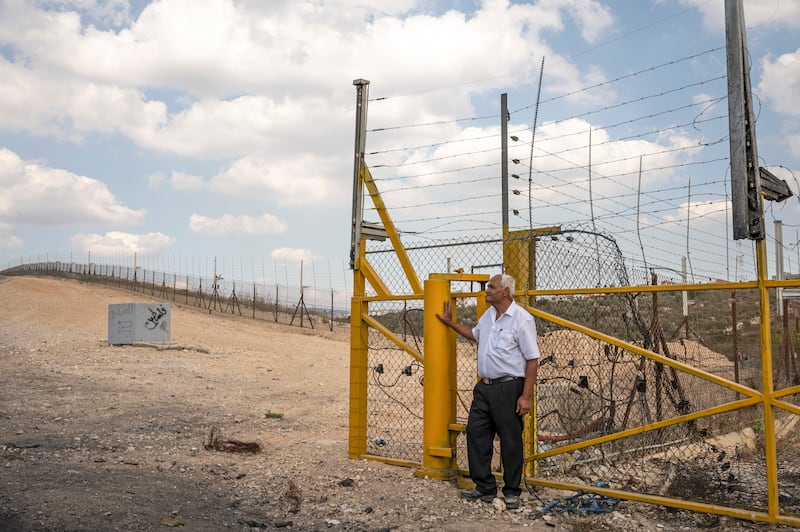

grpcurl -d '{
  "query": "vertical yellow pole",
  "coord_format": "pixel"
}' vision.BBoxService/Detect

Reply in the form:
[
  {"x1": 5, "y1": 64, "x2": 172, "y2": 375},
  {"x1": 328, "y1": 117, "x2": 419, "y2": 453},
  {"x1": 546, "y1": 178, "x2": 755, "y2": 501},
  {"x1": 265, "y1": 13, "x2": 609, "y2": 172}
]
[
  {"x1": 756, "y1": 239, "x2": 779, "y2": 517},
  {"x1": 416, "y1": 278, "x2": 457, "y2": 480},
  {"x1": 476, "y1": 289, "x2": 488, "y2": 318},
  {"x1": 348, "y1": 239, "x2": 368, "y2": 458},
  {"x1": 524, "y1": 386, "x2": 537, "y2": 479}
]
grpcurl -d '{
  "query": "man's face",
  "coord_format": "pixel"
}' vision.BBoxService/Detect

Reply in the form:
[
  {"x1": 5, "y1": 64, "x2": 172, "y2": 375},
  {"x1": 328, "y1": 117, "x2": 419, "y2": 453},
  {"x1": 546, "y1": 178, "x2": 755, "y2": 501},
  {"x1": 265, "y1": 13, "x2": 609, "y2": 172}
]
[{"x1": 485, "y1": 276, "x2": 506, "y2": 302}]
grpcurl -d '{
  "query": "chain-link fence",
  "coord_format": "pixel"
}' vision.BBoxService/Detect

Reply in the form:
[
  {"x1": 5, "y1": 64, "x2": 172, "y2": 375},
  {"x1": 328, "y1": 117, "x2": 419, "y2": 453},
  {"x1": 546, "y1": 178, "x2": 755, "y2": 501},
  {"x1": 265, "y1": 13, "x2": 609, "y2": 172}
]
[{"x1": 355, "y1": 228, "x2": 800, "y2": 523}]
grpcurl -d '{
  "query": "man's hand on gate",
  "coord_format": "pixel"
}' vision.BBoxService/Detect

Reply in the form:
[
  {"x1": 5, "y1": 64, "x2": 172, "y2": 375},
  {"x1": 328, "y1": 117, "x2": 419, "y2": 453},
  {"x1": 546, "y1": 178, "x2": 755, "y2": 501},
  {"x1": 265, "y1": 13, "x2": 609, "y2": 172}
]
[{"x1": 516, "y1": 395, "x2": 531, "y2": 416}]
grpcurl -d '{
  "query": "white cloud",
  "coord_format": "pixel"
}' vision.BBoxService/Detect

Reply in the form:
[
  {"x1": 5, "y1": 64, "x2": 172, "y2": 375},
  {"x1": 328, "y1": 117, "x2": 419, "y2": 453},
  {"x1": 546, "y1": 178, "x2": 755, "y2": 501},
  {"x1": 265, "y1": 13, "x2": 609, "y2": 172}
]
[
  {"x1": 679, "y1": 0, "x2": 800, "y2": 32},
  {"x1": 0, "y1": 148, "x2": 145, "y2": 226},
  {"x1": 188, "y1": 213, "x2": 288, "y2": 237},
  {"x1": 33, "y1": 0, "x2": 131, "y2": 27},
  {"x1": 147, "y1": 171, "x2": 166, "y2": 189},
  {"x1": 759, "y1": 49, "x2": 800, "y2": 117},
  {"x1": 561, "y1": 0, "x2": 614, "y2": 42},
  {"x1": 0, "y1": 56, "x2": 167, "y2": 142},
  {"x1": 666, "y1": 198, "x2": 729, "y2": 222},
  {"x1": 0, "y1": 235, "x2": 24, "y2": 250},
  {"x1": 0, "y1": 0, "x2": 623, "y2": 267},
  {"x1": 0, "y1": 221, "x2": 23, "y2": 250},
  {"x1": 691, "y1": 92, "x2": 726, "y2": 117},
  {"x1": 527, "y1": 117, "x2": 692, "y2": 183},
  {"x1": 69, "y1": 230, "x2": 174, "y2": 255},
  {"x1": 355, "y1": 1, "x2": 614, "y2": 102},
  {"x1": 169, "y1": 170, "x2": 206, "y2": 191},
  {"x1": 207, "y1": 156, "x2": 345, "y2": 206},
  {"x1": 1, "y1": 0, "x2": 354, "y2": 98},
  {"x1": 0, "y1": 0, "x2": 616, "y2": 154},
  {"x1": 789, "y1": 135, "x2": 800, "y2": 159},
  {"x1": 758, "y1": 49, "x2": 800, "y2": 158},
  {"x1": 136, "y1": 95, "x2": 352, "y2": 160},
  {"x1": 271, "y1": 247, "x2": 319, "y2": 263},
  {"x1": 168, "y1": 156, "x2": 345, "y2": 206}
]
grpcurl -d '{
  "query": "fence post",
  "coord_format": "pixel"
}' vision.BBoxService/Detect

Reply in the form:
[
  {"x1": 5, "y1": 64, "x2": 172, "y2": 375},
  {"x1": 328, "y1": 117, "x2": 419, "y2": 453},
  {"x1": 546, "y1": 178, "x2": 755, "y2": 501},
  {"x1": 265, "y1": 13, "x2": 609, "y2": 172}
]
[
  {"x1": 348, "y1": 244, "x2": 369, "y2": 459},
  {"x1": 416, "y1": 277, "x2": 458, "y2": 480}
]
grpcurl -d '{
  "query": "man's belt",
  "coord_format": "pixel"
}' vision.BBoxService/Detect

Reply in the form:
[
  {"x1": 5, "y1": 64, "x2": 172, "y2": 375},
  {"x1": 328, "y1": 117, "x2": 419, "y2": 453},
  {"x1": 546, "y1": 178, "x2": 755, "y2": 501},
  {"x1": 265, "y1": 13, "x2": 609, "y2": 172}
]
[{"x1": 480, "y1": 375, "x2": 523, "y2": 385}]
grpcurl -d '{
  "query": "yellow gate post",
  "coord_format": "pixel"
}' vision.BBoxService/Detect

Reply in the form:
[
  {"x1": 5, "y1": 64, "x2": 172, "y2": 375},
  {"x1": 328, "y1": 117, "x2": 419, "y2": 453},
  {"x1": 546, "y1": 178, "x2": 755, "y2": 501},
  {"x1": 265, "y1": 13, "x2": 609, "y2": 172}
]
[
  {"x1": 756, "y1": 239, "x2": 779, "y2": 518},
  {"x1": 416, "y1": 277, "x2": 458, "y2": 480},
  {"x1": 523, "y1": 382, "x2": 538, "y2": 480},
  {"x1": 348, "y1": 240, "x2": 368, "y2": 458}
]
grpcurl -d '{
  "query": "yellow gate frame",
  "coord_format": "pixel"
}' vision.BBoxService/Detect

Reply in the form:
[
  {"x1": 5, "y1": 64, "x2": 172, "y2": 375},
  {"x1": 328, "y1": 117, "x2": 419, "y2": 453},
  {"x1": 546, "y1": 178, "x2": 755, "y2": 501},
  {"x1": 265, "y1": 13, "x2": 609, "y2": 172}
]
[{"x1": 348, "y1": 161, "x2": 800, "y2": 527}]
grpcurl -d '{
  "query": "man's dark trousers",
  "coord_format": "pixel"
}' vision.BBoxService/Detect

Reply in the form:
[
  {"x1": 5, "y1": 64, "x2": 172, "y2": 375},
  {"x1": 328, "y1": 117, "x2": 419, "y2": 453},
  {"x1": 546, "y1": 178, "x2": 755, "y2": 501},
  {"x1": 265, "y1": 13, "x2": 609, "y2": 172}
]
[{"x1": 465, "y1": 378, "x2": 525, "y2": 497}]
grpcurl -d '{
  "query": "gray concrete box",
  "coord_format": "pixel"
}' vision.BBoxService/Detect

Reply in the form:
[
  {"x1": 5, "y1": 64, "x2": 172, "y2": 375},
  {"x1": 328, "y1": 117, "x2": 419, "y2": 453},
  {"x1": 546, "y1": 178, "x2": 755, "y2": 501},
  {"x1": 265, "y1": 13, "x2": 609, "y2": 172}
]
[{"x1": 108, "y1": 302, "x2": 171, "y2": 345}]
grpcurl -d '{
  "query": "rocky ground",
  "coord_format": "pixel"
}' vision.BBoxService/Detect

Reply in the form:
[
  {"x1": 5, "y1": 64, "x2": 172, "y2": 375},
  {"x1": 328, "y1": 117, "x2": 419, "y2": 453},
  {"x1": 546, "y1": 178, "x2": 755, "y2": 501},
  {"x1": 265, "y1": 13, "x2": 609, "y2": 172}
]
[{"x1": 0, "y1": 275, "x2": 792, "y2": 531}]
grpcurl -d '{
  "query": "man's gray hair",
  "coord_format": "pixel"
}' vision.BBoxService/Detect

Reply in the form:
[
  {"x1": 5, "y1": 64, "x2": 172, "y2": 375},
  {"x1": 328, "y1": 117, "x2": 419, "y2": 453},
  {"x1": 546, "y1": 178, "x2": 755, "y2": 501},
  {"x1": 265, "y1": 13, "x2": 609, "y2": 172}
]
[{"x1": 499, "y1": 273, "x2": 516, "y2": 298}]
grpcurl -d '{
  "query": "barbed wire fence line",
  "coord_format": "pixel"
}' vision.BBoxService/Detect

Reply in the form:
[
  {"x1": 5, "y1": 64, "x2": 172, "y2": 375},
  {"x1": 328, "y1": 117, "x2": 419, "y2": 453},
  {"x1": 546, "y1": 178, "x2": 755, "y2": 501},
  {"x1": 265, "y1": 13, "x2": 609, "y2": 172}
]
[{"x1": 1, "y1": 256, "x2": 353, "y2": 332}]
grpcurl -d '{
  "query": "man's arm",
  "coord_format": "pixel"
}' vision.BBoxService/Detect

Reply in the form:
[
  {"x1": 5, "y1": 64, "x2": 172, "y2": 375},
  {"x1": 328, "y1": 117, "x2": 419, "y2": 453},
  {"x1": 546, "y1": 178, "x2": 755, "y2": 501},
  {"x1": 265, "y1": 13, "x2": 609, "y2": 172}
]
[
  {"x1": 516, "y1": 357, "x2": 539, "y2": 416},
  {"x1": 435, "y1": 300, "x2": 476, "y2": 341}
]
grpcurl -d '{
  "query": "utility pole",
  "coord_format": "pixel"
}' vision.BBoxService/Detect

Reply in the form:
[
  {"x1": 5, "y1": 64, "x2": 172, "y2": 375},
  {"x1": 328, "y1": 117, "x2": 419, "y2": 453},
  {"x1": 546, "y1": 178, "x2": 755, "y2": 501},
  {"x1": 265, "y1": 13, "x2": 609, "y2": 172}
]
[
  {"x1": 501, "y1": 93, "x2": 509, "y2": 239},
  {"x1": 726, "y1": 1, "x2": 778, "y2": 519},
  {"x1": 725, "y1": 0, "x2": 764, "y2": 240},
  {"x1": 350, "y1": 79, "x2": 370, "y2": 269}
]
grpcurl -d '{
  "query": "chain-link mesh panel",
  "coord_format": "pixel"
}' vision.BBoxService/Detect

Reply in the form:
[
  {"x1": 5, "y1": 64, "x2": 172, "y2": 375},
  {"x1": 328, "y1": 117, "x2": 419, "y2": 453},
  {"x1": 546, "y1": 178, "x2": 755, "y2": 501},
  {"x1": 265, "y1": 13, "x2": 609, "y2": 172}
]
[
  {"x1": 776, "y1": 399, "x2": 800, "y2": 516},
  {"x1": 525, "y1": 239, "x2": 773, "y2": 514},
  {"x1": 365, "y1": 299, "x2": 425, "y2": 463},
  {"x1": 518, "y1": 230, "x2": 640, "y2": 290},
  {"x1": 537, "y1": 407, "x2": 767, "y2": 509},
  {"x1": 454, "y1": 334, "x2": 479, "y2": 473},
  {"x1": 363, "y1": 235, "x2": 502, "y2": 467},
  {"x1": 365, "y1": 230, "x2": 660, "y2": 296},
  {"x1": 366, "y1": 237, "x2": 503, "y2": 295},
  {"x1": 535, "y1": 320, "x2": 767, "y2": 504}
]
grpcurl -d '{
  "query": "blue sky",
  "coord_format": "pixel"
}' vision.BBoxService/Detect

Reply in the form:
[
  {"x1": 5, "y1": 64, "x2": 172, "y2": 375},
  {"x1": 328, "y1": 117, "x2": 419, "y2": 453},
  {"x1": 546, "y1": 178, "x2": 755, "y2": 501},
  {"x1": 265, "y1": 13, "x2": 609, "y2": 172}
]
[{"x1": 0, "y1": 0, "x2": 798, "y2": 293}]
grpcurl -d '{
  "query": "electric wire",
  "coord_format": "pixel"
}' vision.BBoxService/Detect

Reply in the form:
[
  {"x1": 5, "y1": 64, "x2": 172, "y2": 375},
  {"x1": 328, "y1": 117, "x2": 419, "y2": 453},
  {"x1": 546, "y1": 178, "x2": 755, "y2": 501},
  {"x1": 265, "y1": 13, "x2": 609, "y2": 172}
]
[
  {"x1": 368, "y1": 100, "x2": 726, "y2": 174},
  {"x1": 520, "y1": 47, "x2": 724, "y2": 109},
  {"x1": 361, "y1": 43, "x2": 764, "y2": 282}
]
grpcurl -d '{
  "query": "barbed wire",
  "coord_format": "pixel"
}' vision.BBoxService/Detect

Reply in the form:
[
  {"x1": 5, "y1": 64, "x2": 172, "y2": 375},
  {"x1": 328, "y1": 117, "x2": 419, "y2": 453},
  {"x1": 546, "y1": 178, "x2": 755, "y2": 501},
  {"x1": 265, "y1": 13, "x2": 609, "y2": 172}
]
[
  {"x1": 362, "y1": 40, "x2": 771, "y2": 281},
  {"x1": 519, "y1": 47, "x2": 725, "y2": 109}
]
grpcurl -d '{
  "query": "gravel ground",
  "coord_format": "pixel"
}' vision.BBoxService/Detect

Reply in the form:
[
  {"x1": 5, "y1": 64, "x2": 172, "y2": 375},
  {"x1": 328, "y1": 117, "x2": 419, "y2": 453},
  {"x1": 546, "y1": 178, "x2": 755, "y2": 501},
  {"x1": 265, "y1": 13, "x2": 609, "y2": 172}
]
[{"x1": 0, "y1": 275, "x2": 790, "y2": 531}]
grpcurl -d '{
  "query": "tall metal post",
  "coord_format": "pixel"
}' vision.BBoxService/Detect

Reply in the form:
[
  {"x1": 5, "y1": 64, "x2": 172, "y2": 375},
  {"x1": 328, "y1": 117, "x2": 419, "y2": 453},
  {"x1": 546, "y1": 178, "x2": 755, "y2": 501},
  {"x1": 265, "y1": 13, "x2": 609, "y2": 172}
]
[
  {"x1": 725, "y1": 0, "x2": 764, "y2": 240},
  {"x1": 501, "y1": 93, "x2": 509, "y2": 239},
  {"x1": 726, "y1": 0, "x2": 776, "y2": 518},
  {"x1": 682, "y1": 257, "x2": 689, "y2": 338},
  {"x1": 348, "y1": 79, "x2": 370, "y2": 458},
  {"x1": 350, "y1": 79, "x2": 370, "y2": 270}
]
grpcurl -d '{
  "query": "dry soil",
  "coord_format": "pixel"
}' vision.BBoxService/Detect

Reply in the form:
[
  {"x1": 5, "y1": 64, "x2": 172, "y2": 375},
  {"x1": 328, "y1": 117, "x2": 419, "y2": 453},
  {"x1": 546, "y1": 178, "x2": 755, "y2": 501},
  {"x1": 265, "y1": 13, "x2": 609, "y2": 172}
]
[{"x1": 0, "y1": 276, "x2": 789, "y2": 531}]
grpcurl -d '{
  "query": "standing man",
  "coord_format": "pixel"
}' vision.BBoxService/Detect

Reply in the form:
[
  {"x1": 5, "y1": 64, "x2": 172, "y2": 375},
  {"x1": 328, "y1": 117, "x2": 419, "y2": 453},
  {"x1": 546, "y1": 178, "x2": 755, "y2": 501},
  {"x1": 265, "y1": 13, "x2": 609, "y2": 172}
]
[{"x1": 436, "y1": 273, "x2": 540, "y2": 509}]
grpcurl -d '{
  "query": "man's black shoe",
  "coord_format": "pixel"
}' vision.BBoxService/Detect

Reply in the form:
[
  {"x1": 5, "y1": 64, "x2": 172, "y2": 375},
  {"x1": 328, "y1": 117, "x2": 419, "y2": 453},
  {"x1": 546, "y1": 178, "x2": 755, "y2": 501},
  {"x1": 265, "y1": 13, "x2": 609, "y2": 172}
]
[
  {"x1": 459, "y1": 488, "x2": 495, "y2": 502},
  {"x1": 504, "y1": 495, "x2": 521, "y2": 509}
]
